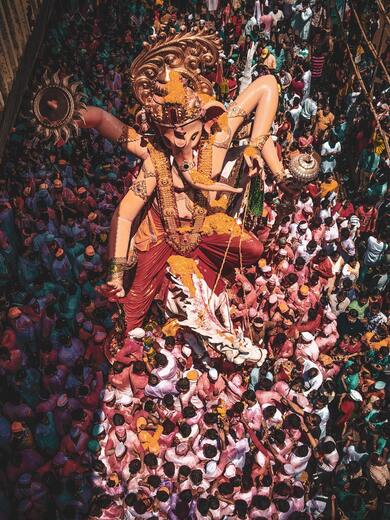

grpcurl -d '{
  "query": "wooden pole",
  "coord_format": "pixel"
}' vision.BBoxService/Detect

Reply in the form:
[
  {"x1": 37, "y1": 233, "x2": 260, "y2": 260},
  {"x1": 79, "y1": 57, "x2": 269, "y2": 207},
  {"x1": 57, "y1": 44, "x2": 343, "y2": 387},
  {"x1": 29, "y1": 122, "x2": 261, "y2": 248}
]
[
  {"x1": 350, "y1": 1, "x2": 390, "y2": 85},
  {"x1": 332, "y1": 4, "x2": 390, "y2": 159},
  {"x1": 370, "y1": 19, "x2": 386, "y2": 96},
  {"x1": 375, "y1": 0, "x2": 390, "y2": 33},
  {"x1": 343, "y1": 42, "x2": 390, "y2": 158}
]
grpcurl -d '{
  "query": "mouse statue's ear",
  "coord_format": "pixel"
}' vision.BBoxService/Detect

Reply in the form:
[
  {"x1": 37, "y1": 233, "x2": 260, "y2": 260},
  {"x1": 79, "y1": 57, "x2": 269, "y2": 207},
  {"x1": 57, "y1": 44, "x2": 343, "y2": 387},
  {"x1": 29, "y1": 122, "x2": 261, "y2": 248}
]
[{"x1": 30, "y1": 69, "x2": 87, "y2": 143}]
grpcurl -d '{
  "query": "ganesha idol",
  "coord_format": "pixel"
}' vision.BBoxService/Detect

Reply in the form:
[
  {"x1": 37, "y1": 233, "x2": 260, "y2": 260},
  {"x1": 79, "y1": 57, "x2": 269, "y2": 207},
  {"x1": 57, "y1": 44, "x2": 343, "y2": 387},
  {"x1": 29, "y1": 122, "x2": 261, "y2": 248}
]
[{"x1": 32, "y1": 28, "x2": 316, "y2": 365}]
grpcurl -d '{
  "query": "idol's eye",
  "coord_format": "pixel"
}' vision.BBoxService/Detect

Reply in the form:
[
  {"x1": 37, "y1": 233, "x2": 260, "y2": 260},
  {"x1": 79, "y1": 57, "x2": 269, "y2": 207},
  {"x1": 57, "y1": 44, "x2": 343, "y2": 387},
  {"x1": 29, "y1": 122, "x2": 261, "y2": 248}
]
[{"x1": 191, "y1": 132, "x2": 199, "y2": 141}]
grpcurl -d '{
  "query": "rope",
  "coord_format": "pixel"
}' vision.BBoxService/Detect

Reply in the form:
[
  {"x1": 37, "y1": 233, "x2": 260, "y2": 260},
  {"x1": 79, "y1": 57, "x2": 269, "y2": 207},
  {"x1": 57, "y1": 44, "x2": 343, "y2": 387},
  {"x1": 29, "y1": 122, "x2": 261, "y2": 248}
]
[
  {"x1": 209, "y1": 229, "x2": 235, "y2": 303},
  {"x1": 238, "y1": 181, "x2": 254, "y2": 342}
]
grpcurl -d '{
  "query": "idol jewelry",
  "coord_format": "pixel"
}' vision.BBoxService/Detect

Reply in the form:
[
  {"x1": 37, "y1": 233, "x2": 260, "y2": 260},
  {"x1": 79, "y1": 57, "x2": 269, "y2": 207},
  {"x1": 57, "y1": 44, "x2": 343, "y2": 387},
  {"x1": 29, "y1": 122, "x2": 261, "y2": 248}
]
[
  {"x1": 249, "y1": 133, "x2": 271, "y2": 152},
  {"x1": 117, "y1": 125, "x2": 140, "y2": 145},
  {"x1": 129, "y1": 179, "x2": 148, "y2": 201},
  {"x1": 227, "y1": 100, "x2": 248, "y2": 119}
]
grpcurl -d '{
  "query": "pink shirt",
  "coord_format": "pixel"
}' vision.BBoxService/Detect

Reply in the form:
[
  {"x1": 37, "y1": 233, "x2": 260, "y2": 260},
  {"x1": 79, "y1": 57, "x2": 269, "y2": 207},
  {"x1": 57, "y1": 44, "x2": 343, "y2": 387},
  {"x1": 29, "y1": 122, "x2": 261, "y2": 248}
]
[
  {"x1": 243, "y1": 402, "x2": 262, "y2": 430},
  {"x1": 164, "y1": 447, "x2": 198, "y2": 466}
]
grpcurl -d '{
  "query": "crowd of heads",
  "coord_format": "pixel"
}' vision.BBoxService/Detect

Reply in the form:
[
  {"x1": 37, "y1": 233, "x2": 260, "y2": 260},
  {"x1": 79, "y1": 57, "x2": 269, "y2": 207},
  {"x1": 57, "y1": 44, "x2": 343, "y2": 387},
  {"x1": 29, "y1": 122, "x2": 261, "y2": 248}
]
[{"x1": 0, "y1": 0, "x2": 389, "y2": 519}]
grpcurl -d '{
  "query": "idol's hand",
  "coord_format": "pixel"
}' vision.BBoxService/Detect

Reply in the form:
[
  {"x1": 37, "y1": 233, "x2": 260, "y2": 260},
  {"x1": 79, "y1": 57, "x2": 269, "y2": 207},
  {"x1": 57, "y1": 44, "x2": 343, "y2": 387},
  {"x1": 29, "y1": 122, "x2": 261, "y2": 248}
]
[
  {"x1": 244, "y1": 146, "x2": 264, "y2": 178},
  {"x1": 107, "y1": 279, "x2": 126, "y2": 298},
  {"x1": 98, "y1": 279, "x2": 125, "y2": 300}
]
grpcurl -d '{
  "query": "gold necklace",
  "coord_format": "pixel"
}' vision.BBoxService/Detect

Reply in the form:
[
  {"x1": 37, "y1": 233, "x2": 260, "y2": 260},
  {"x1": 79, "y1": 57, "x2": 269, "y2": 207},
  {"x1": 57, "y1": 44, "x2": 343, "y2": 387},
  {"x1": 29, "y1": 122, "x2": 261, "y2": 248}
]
[{"x1": 147, "y1": 139, "x2": 209, "y2": 256}]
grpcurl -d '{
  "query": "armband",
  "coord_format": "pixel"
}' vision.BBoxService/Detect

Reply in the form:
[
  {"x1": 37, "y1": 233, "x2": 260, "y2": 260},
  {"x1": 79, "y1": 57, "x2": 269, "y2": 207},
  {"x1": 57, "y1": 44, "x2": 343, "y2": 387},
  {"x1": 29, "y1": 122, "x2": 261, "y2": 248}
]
[
  {"x1": 129, "y1": 179, "x2": 148, "y2": 201},
  {"x1": 117, "y1": 125, "x2": 140, "y2": 145}
]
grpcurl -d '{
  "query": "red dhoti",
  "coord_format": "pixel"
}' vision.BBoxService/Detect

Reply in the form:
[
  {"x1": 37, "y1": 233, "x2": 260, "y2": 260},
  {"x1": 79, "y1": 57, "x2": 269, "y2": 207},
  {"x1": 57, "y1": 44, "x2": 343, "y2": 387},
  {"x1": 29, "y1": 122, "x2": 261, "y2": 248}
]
[{"x1": 120, "y1": 212, "x2": 263, "y2": 332}]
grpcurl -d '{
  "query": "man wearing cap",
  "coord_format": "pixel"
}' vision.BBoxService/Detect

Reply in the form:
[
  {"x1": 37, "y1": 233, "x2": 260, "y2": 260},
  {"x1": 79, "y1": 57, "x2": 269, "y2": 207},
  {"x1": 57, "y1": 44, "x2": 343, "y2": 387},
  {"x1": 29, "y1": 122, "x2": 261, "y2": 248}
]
[
  {"x1": 63, "y1": 236, "x2": 84, "y2": 272},
  {"x1": 7, "y1": 307, "x2": 36, "y2": 348},
  {"x1": 319, "y1": 353, "x2": 339, "y2": 378},
  {"x1": 296, "y1": 331, "x2": 319, "y2": 361},
  {"x1": 260, "y1": 47, "x2": 276, "y2": 70},
  {"x1": 83, "y1": 211, "x2": 109, "y2": 241},
  {"x1": 53, "y1": 394, "x2": 73, "y2": 437},
  {"x1": 51, "y1": 248, "x2": 75, "y2": 283},
  {"x1": 112, "y1": 328, "x2": 146, "y2": 364},
  {"x1": 288, "y1": 284, "x2": 317, "y2": 316},
  {"x1": 290, "y1": 220, "x2": 312, "y2": 247},
  {"x1": 75, "y1": 245, "x2": 103, "y2": 276},
  {"x1": 31, "y1": 183, "x2": 53, "y2": 214},
  {"x1": 271, "y1": 237, "x2": 295, "y2": 262},
  {"x1": 0, "y1": 342, "x2": 23, "y2": 373},
  {"x1": 197, "y1": 368, "x2": 226, "y2": 404},
  {"x1": 37, "y1": 233, "x2": 61, "y2": 271},
  {"x1": 73, "y1": 186, "x2": 97, "y2": 217},
  {"x1": 11, "y1": 421, "x2": 34, "y2": 450},
  {"x1": 51, "y1": 178, "x2": 76, "y2": 207}
]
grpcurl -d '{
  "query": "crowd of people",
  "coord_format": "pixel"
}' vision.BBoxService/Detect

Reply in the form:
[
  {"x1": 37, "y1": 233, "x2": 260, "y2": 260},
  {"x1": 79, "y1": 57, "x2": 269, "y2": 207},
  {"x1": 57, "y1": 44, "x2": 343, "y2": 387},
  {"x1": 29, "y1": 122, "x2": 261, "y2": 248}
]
[{"x1": 0, "y1": 0, "x2": 389, "y2": 519}]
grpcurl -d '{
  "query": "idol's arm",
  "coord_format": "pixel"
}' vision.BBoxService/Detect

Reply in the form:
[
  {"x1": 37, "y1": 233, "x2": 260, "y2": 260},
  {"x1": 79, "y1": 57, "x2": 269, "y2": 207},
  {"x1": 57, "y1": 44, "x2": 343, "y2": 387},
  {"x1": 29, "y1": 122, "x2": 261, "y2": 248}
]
[
  {"x1": 79, "y1": 106, "x2": 149, "y2": 160},
  {"x1": 227, "y1": 75, "x2": 284, "y2": 179},
  {"x1": 106, "y1": 172, "x2": 157, "y2": 297}
]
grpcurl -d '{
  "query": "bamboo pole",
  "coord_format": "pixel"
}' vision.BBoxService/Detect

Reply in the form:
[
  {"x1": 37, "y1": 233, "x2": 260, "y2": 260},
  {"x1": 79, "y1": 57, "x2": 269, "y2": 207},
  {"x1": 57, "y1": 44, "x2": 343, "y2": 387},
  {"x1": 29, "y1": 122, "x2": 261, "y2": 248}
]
[
  {"x1": 333, "y1": 4, "x2": 390, "y2": 159},
  {"x1": 375, "y1": 0, "x2": 390, "y2": 33},
  {"x1": 370, "y1": 20, "x2": 386, "y2": 96},
  {"x1": 344, "y1": 42, "x2": 390, "y2": 158},
  {"x1": 350, "y1": 1, "x2": 390, "y2": 85}
]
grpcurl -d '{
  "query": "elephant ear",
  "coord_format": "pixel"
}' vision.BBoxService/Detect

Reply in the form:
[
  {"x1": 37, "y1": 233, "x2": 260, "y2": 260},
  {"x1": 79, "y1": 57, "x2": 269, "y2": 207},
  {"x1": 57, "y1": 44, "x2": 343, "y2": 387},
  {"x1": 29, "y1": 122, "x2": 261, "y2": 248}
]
[{"x1": 202, "y1": 100, "x2": 227, "y2": 134}]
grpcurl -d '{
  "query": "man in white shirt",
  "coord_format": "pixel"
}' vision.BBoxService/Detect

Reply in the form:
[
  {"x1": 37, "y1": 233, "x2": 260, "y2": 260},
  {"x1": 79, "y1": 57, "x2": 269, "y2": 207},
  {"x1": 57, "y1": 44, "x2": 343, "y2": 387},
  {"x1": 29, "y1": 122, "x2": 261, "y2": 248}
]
[
  {"x1": 290, "y1": 221, "x2": 313, "y2": 248},
  {"x1": 287, "y1": 97, "x2": 302, "y2": 130},
  {"x1": 363, "y1": 234, "x2": 388, "y2": 265},
  {"x1": 323, "y1": 217, "x2": 339, "y2": 254},
  {"x1": 271, "y1": 5, "x2": 284, "y2": 41},
  {"x1": 300, "y1": 94, "x2": 318, "y2": 125},
  {"x1": 245, "y1": 15, "x2": 258, "y2": 36},
  {"x1": 318, "y1": 436, "x2": 339, "y2": 472},
  {"x1": 296, "y1": 239, "x2": 320, "y2": 264},
  {"x1": 321, "y1": 135, "x2": 341, "y2": 173}
]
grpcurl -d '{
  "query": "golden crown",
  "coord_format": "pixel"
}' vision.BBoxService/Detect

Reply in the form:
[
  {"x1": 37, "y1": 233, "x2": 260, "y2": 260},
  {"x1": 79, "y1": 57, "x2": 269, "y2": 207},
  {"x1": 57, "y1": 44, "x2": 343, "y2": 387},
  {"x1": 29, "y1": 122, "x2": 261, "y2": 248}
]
[{"x1": 129, "y1": 27, "x2": 222, "y2": 127}]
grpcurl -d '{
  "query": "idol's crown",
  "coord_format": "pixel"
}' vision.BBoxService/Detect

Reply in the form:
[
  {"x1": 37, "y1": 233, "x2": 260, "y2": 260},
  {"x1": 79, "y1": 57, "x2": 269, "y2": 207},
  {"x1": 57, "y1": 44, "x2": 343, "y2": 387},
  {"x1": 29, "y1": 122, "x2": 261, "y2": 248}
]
[{"x1": 129, "y1": 27, "x2": 222, "y2": 127}]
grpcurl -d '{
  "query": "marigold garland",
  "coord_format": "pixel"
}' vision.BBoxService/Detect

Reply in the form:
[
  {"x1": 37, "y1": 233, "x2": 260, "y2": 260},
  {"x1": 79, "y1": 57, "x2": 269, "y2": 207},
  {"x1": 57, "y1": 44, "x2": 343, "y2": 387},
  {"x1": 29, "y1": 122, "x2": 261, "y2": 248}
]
[{"x1": 201, "y1": 213, "x2": 246, "y2": 238}]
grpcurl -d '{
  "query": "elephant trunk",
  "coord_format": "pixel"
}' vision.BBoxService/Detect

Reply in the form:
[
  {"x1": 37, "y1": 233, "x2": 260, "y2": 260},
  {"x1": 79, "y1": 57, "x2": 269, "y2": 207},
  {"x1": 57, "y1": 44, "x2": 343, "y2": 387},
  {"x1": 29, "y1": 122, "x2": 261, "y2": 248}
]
[{"x1": 180, "y1": 169, "x2": 243, "y2": 194}]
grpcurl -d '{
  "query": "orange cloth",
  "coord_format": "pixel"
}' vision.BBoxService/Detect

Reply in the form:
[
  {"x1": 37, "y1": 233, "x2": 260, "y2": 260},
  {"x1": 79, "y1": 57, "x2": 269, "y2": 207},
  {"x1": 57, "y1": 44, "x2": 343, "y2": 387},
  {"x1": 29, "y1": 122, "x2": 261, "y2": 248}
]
[
  {"x1": 137, "y1": 419, "x2": 163, "y2": 454},
  {"x1": 315, "y1": 110, "x2": 335, "y2": 134},
  {"x1": 320, "y1": 179, "x2": 338, "y2": 198}
]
